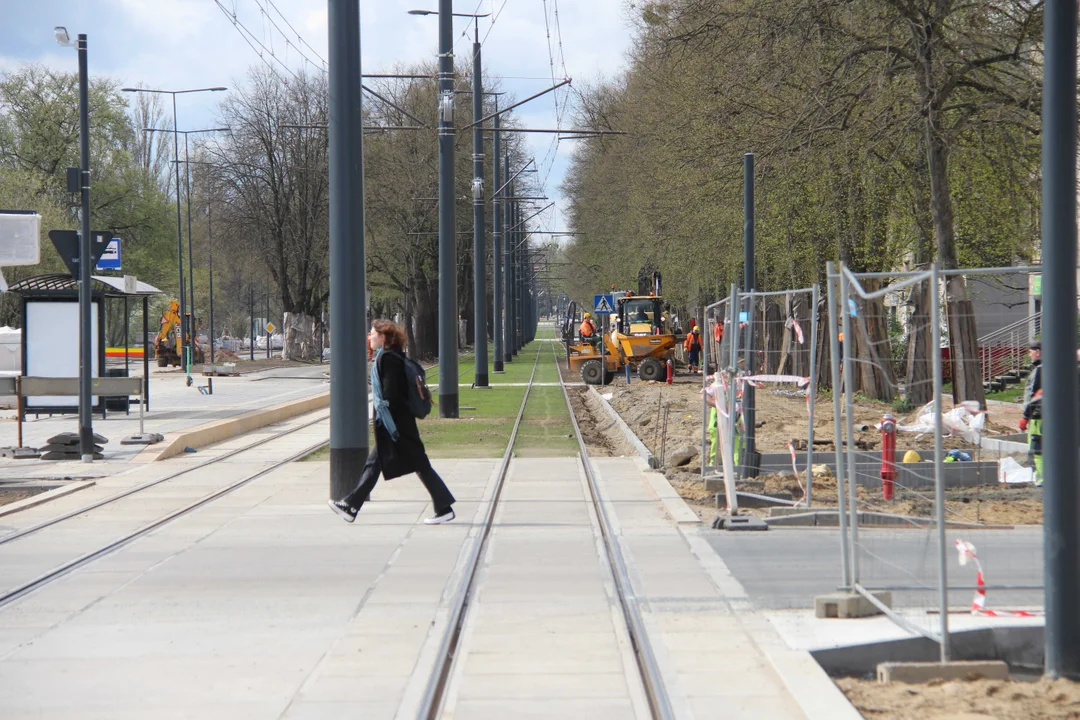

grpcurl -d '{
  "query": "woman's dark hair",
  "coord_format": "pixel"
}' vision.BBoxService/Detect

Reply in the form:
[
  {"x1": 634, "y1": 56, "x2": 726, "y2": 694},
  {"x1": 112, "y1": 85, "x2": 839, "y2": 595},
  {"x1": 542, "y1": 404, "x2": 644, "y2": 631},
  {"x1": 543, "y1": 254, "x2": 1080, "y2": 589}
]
[{"x1": 372, "y1": 319, "x2": 407, "y2": 351}]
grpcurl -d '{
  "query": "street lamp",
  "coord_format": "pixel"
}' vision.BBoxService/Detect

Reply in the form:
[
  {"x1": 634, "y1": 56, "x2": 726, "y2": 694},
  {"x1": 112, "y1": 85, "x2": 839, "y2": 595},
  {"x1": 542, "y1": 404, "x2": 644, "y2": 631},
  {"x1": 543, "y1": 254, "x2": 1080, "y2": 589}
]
[
  {"x1": 54, "y1": 26, "x2": 95, "y2": 461},
  {"x1": 144, "y1": 126, "x2": 229, "y2": 368},
  {"x1": 121, "y1": 86, "x2": 226, "y2": 383}
]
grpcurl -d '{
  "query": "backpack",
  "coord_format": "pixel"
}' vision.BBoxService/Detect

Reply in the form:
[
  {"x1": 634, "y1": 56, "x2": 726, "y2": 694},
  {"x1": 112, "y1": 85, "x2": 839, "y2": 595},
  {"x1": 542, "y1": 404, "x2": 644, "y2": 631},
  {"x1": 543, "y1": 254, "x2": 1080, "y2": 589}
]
[{"x1": 403, "y1": 355, "x2": 434, "y2": 419}]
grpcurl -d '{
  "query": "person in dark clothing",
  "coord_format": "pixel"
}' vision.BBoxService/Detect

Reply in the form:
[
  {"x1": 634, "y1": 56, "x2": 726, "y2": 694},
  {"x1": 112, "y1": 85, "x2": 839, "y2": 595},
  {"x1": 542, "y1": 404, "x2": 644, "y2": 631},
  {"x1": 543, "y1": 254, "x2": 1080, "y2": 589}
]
[
  {"x1": 329, "y1": 320, "x2": 456, "y2": 525},
  {"x1": 1023, "y1": 339, "x2": 1041, "y2": 405}
]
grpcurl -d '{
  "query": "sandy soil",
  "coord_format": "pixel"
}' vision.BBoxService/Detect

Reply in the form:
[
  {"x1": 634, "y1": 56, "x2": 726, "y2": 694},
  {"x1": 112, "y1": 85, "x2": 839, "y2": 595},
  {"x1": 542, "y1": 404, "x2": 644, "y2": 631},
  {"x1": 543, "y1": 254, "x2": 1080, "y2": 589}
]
[
  {"x1": 836, "y1": 676, "x2": 1080, "y2": 719},
  {"x1": 0, "y1": 488, "x2": 44, "y2": 507}
]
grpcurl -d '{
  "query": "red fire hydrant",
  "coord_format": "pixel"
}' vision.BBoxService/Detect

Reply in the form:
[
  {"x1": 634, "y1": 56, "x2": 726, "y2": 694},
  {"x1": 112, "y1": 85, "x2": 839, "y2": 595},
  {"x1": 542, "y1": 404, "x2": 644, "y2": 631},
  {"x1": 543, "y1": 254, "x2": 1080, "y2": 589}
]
[
  {"x1": 881, "y1": 412, "x2": 897, "y2": 501},
  {"x1": 666, "y1": 359, "x2": 674, "y2": 384}
]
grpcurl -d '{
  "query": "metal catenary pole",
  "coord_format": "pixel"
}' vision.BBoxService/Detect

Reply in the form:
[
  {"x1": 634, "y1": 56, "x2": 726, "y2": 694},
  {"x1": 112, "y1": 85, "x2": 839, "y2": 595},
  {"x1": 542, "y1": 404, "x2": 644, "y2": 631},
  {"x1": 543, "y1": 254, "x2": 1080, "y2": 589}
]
[
  {"x1": 742, "y1": 152, "x2": 757, "y2": 477},
  {"x1": 1042, "y1": 0, "x2": 1080, "y2": 680},
  {"x1": 266, "y1": 291, "x2": 271, "y2": 359},
  {"x1": 492, "y1": 113, "x2": 504, "y2": 373},
  {"x1": 184, "y1": 133, "x2": 195, "y2": 374},
  {"x1": 171, "y1": 95, "x2": 188, "y2": 381},
  {"x1": 929, "y1": 263, "x2": 951, "y2": 662},
  {"x1": 825, "y1": 262, "x2": 852, "y2": 588},
  {"x1": 503, "y1": 158, "x2": 513, "y2": 363},
  {"x1": 436, "y1": 0, "x2": 459, "y2": 418},
  {"x1": 806, "y1": 283, "x2": 819, "y2": 507},
  {"x1": 76, "y1": 33, "x2": 94, "y2": 460},
  {"x1": 248, "y1": 286, "x2": 255, "y2": 362},
  {"x1": 471, "y1": 26, "x2": 488, "y2": 388},
  {"x1": 328, "y1": 0, "x2": 369, "y2": 499},
  {"x1": 207, "y1": 203, "x2": 215, "y2": 364}
]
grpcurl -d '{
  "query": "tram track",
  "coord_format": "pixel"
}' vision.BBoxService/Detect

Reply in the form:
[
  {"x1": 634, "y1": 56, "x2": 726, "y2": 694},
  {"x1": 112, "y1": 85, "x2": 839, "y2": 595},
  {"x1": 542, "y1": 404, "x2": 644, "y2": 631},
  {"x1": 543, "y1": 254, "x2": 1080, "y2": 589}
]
[
  {"x1": 416, "y1": 332, "x2": 673, "y2": 719},
  {"x1": 0, "y1": 355, "x2": 477, "y2": 608}
]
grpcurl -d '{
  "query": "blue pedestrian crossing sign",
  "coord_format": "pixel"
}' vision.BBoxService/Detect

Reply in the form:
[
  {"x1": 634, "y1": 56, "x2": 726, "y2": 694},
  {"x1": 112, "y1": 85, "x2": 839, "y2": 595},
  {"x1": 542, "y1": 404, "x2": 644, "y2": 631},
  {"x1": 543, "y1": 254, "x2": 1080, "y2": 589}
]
[{"x1": 593, "y1": 294, "x2": 615, "y2": 314}]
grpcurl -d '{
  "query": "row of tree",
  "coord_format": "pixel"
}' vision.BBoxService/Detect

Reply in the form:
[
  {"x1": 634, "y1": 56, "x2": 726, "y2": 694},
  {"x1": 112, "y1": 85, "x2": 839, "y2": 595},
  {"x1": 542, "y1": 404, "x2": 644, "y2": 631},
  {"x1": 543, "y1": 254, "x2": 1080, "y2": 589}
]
[
  {"x1": 0, "y1": 62, "x2": 540, "y2": 361},
  {"x1": 561, "y1": 0, "x2": 1044, "y2": 405}
]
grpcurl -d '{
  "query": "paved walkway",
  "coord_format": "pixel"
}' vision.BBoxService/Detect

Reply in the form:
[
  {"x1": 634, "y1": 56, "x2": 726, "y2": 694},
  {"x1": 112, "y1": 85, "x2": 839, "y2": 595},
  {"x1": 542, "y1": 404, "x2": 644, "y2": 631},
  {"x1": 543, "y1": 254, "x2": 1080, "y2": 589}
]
[
  {"x1": 0, "y1": 365, "x2": 328, "y2": 474},
  {"x1": 0, "y1": 440, "x2": 856, "y2": 719}
]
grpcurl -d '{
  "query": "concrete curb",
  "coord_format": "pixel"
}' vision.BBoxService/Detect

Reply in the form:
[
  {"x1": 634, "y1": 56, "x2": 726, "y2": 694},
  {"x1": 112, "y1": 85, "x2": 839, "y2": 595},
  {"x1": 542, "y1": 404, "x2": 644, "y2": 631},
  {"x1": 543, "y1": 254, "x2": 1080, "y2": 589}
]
[
  {"x1": 589, "y1": 386, "x2": 655, "y2": 466},
  {"x1": 0, "y1": 479, "x2": 96, "y2": 518},
  {"x1": 137, "y1": 391, "x2": 330, "y2": 462},
  {"x1": 633, "y1": 457, "x2": 701, "y2": 525}
]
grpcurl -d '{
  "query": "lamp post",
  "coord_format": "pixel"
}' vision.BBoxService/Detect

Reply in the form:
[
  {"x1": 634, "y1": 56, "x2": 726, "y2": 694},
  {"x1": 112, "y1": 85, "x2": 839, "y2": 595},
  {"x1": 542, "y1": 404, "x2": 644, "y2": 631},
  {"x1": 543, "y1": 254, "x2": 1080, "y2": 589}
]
[
  {"x1": 54, "y1": 27, "x2": 94, "y2": 461},
  {"x1": 143, "y1": 127, "x2": 229, "y2": 369},
  {"x1": 121, "y1": 86, "x2": 226, "y2": 383}
]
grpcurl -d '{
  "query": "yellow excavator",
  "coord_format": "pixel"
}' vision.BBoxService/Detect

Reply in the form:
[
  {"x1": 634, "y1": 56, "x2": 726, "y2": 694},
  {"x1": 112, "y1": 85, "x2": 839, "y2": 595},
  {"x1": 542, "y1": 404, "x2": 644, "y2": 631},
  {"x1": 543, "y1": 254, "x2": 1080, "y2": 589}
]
[
  {"x1": 563, "y1": 277, "x2": 679, "y2": 384},
  {"x1": 156, "y1": 300, "x2": 204, "y2": 367}
]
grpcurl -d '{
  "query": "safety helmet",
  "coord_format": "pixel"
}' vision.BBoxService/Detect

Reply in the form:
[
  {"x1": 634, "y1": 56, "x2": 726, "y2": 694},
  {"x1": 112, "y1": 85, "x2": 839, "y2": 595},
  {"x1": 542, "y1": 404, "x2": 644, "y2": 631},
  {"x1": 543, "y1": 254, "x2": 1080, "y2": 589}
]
[{"x1": 583, "y1": 312, "x2": 592, "y2": 319}]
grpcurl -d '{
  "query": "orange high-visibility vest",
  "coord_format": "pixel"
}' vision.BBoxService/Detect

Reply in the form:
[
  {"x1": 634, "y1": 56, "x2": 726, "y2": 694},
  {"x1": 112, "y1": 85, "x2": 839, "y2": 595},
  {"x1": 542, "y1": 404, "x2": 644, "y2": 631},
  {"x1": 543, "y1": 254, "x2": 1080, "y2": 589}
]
[{"x1": 580, "y1": 319, "x2": 596, "y2": 337}]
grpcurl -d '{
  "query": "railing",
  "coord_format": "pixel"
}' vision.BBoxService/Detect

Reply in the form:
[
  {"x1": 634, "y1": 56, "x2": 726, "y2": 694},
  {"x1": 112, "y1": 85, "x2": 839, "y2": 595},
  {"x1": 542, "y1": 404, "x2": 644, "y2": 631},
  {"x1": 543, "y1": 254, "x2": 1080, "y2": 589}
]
[{"x1": 977, "y1": 312, "x2": 1040, "y2": 386}]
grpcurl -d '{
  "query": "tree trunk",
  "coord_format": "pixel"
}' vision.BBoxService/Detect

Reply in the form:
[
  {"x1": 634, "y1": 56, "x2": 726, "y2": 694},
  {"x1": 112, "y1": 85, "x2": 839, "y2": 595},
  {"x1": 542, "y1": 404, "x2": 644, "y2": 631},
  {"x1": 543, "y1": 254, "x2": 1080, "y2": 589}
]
[
  {"x1": 763, "y1": 301, "x2": 783, "y2": 373},
  {"x1": 926, "y1": 121, "x2": 986, "y2": 407},
  {"x1": 905, "y1": 141, "x2": 935, "y2": 405},
  {"x1": 852, "y1": 279, "x2": 896, "y2": 402},
  {"x1": 282, "y1": 312, "x2": 317, "y2": 361}
]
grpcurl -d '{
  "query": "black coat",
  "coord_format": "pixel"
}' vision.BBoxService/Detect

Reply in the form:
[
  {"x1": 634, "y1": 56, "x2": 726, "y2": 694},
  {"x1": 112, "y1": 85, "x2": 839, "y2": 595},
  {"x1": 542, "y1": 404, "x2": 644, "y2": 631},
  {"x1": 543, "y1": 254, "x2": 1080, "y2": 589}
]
[{"x1": 374, "y1": 349, "x2": 432, "y2": 480}]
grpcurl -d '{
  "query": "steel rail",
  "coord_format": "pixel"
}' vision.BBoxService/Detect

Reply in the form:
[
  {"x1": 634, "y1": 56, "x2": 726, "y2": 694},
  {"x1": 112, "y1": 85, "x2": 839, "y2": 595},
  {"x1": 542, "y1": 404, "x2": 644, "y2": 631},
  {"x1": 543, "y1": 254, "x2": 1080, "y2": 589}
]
[
  {"x1": 417, "y1": 341, "x2": 545, "y2": 719},
  {"x1": 0, "y1": 432, "x2": 331, "y2": 609},
  {"x1": 0, "y1": 411, "x2": 332, "y2": 546},
  {"x1": 553, "y1": 343, "x2": 676, "y2": 720}
]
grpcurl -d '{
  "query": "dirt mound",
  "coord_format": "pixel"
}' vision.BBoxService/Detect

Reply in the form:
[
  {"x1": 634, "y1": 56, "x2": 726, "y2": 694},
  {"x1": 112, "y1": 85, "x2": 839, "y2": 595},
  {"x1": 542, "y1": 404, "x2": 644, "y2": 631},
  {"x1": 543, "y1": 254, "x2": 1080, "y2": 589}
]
[{"x1": 837, "y1": 676, "x2": 1080, "y2": 720}]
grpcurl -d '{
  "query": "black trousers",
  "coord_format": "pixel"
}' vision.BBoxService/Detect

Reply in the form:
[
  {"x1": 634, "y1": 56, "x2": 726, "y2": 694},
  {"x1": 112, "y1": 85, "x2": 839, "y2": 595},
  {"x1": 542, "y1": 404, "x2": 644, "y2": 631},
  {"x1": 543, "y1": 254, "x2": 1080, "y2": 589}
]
[{"x1": 343, "y1": 447, "x2": 456, "y2": 515}]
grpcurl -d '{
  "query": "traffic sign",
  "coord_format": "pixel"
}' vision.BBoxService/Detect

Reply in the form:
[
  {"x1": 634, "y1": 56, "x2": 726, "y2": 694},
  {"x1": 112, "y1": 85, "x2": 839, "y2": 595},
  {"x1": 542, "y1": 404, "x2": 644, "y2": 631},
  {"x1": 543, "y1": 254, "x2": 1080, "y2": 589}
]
[
  {"x1": 48, "y1": 230, "x2": 112, "y2": 278},
  {"x1": 265, "y1": 322, "x2": 276, "y2": 334},
  {"x1": 593, "y1": 294, "x2": 615, "y2": 314},
  {"x1": 96, "y1": 238, "x2": 121, "y2": 270}
]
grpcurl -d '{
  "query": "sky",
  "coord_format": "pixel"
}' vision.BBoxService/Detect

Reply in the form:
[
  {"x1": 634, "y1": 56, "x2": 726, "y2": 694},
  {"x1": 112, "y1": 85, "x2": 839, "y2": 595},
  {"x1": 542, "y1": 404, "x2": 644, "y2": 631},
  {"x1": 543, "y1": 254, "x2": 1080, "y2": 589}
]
[{"x1": 1, "y1": 0, "x2": 636, "y2": 236}]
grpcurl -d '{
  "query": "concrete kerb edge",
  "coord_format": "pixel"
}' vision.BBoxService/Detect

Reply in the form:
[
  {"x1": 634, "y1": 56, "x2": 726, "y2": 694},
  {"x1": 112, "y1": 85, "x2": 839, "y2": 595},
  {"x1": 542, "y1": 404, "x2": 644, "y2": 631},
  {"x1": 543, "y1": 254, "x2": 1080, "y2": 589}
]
[
  {"x1": 632, "y1": 456, "x2": 701, "y2": 525},
  {"x1": 589, "y1": 386, "x2": 655, "y2": 465},
  {"x1": 680, "y1": 531, "x2": 863, "y2": 719},
  {"x1": 0, "y1": 479, "x2": 95, "y2": 518},
  {"x1": 137, "y1": 391, "x2": 330, "y2": 461}
]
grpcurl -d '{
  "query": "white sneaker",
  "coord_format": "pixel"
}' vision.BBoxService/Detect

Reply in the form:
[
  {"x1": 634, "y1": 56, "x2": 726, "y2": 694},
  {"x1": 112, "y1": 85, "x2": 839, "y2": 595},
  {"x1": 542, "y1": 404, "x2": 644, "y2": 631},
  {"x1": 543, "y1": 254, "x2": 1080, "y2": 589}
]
[{"x1": 424, "y1": 509, "x2": 455, "y2": 525}]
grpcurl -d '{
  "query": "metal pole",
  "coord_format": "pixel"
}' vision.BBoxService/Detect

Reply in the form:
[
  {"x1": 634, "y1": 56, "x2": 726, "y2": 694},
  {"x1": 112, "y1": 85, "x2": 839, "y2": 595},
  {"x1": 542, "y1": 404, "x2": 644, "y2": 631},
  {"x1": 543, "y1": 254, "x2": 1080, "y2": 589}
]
[
  {"x1": 171, "y1": 94, "x2": 187, "y2": 382},
  {"x1": 76, "y1": 33, "x2": 94, "y2": 461},
  {"x1": 184, "y1": 133, "x2": 195, "y2": 374},
  {"x1": 929, "y1": 263, "x2": 951, "y2": 662},
  {"x1": 436, "y1": 0, "x2": 459, "y2": 418},
  {"x1": 806, "y1": 284, "x2": 819, "y2": 507},
  {"x1": 503, "y1": 156, "x2": 513, "y2": 363},
  {"x1": 742, "y1": 152, "x2": 756, "y2": 476},
  {"x1": 328, "y1": 0, "x2": 369, "y2": 498},
  {"x1": 492, "y1": 112, "x2": 504, "y2": 373},
  {"x1": 700, "y1": 305, "x2": 709, "y2": 483},
  {"x1": 266, "y1": 291, "x2": 271, "y2": 359},
  {"x1": 142, "y1": 296, "x2": 149, "y2": 411},
  {"x1": 1042, "y1": 0, "x2": 1080, "y2": 679},
  {"x1": 840, "y1": 269, "x2": 860, "y2": 585},
  {"x1": 826, "y1": 262, "x2": 851, "y2": 588},
  {"x1": 249, "y1": 286, "x2": 255, "y2": 361},
  {"x1": 471, "y1": 28, "x2": 488, "y2": 387},
  {"x1": 208, "y1": 203, "x2": 215, "y2": 364}
]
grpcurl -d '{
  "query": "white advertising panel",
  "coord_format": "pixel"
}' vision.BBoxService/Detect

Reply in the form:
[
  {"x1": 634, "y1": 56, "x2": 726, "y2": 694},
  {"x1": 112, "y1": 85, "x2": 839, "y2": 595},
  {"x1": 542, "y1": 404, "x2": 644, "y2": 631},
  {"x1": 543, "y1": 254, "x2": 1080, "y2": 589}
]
[{"x1": 25, "y1": 300, "x2": 100, "y2": 408}]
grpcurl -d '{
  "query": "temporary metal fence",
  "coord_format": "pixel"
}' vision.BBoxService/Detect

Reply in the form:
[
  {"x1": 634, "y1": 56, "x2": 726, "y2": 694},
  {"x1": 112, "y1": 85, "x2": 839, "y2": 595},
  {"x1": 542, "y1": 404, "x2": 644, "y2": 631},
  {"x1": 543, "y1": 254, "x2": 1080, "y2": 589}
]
[
  {"x1": 700, "y1": 285, "x2": 821, "y2": 507},
  {"x1": 829, "y1": 262, "x2": 1045, "y2": 662}
]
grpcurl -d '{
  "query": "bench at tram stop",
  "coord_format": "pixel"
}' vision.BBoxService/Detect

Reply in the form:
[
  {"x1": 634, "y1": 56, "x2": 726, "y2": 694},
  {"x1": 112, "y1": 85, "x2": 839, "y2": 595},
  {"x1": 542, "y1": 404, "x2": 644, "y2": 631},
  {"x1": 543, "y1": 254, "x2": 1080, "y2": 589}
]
[{"x1": 0, "y1": 376, "x2": 163, "y2": 459}]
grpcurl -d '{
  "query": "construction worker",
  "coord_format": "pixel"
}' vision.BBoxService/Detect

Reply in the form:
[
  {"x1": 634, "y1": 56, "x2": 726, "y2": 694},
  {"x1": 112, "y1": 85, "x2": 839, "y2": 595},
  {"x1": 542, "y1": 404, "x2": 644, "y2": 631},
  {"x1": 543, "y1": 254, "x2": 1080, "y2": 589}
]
[
  {"x1": 1020, "y1": 340, "x2": 1042, "y2": 485},
  {"x1": 685, "y1": 327, "x2": 702, "y2": 374},
  {"x1": 579, "y1": 312, "x2": 599, "y2": 346}
]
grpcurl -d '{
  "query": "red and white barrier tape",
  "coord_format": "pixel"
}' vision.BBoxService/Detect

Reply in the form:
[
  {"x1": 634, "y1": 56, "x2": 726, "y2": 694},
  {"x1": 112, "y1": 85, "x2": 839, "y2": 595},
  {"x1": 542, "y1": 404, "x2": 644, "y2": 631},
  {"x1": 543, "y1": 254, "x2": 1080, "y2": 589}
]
[
  {"x1": 787, "y1": 440, "x2": 806, "y2": 500},
  {"x1": 741, "y1": 374, "x2": 810, "y2": 388},
  {"x1": 956, "y1": 539, "x2": 1043, "y2": 617}
]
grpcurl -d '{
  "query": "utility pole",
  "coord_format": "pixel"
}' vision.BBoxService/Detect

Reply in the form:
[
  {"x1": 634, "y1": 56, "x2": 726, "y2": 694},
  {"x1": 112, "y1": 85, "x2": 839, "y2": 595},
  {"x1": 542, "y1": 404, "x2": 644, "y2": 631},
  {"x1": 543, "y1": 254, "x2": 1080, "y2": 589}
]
[
  {"x1": 504, "y1": 161, "x2": 514, "y2": 363},
  {"x1": 328, "y1": 0, "x2": 369, "y2": 499},
  {"x1": 437, "y1": 0, "x2": 459, "y2": 417},
  {"x1": 76, "y1": 33, "x2": 94, "y2": 461},
  {"x1": 742, "y1": 152, "x2": 757, "y2": 477},
  {"x1": 492, "y1": 113, "x2": 504, "y2": 373},
  {"x1": 1042, "y1": 0, "x2": 1080, "y2": 680},
  {"x1": 471, "y1": 22, "x2": 488, "y2": 388},
  {"x1": 208, "y1": 203, "x2": 215, "y2": 363}
]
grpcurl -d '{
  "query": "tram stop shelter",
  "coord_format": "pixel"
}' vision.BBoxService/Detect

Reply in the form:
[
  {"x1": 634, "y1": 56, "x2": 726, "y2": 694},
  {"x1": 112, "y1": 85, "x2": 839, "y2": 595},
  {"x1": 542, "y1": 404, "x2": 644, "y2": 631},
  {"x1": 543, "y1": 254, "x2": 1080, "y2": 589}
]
[{"x1": 7, "y1": 273, "x2": 161, "y2": 417}]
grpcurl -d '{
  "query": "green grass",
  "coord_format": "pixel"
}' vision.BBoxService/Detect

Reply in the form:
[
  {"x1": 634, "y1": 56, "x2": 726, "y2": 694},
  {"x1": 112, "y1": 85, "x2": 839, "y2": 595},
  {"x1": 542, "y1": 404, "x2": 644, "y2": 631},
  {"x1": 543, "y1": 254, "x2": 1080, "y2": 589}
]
[
  {"x1": 986, "y1": 385, "x2": 1024, "y2": 403},
  {"x1": 514, "y1": 386, "x2": 577, "y2": 456},
  {"x1": 421, "y1": 384, "x2": 528, "y2": 457}
]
